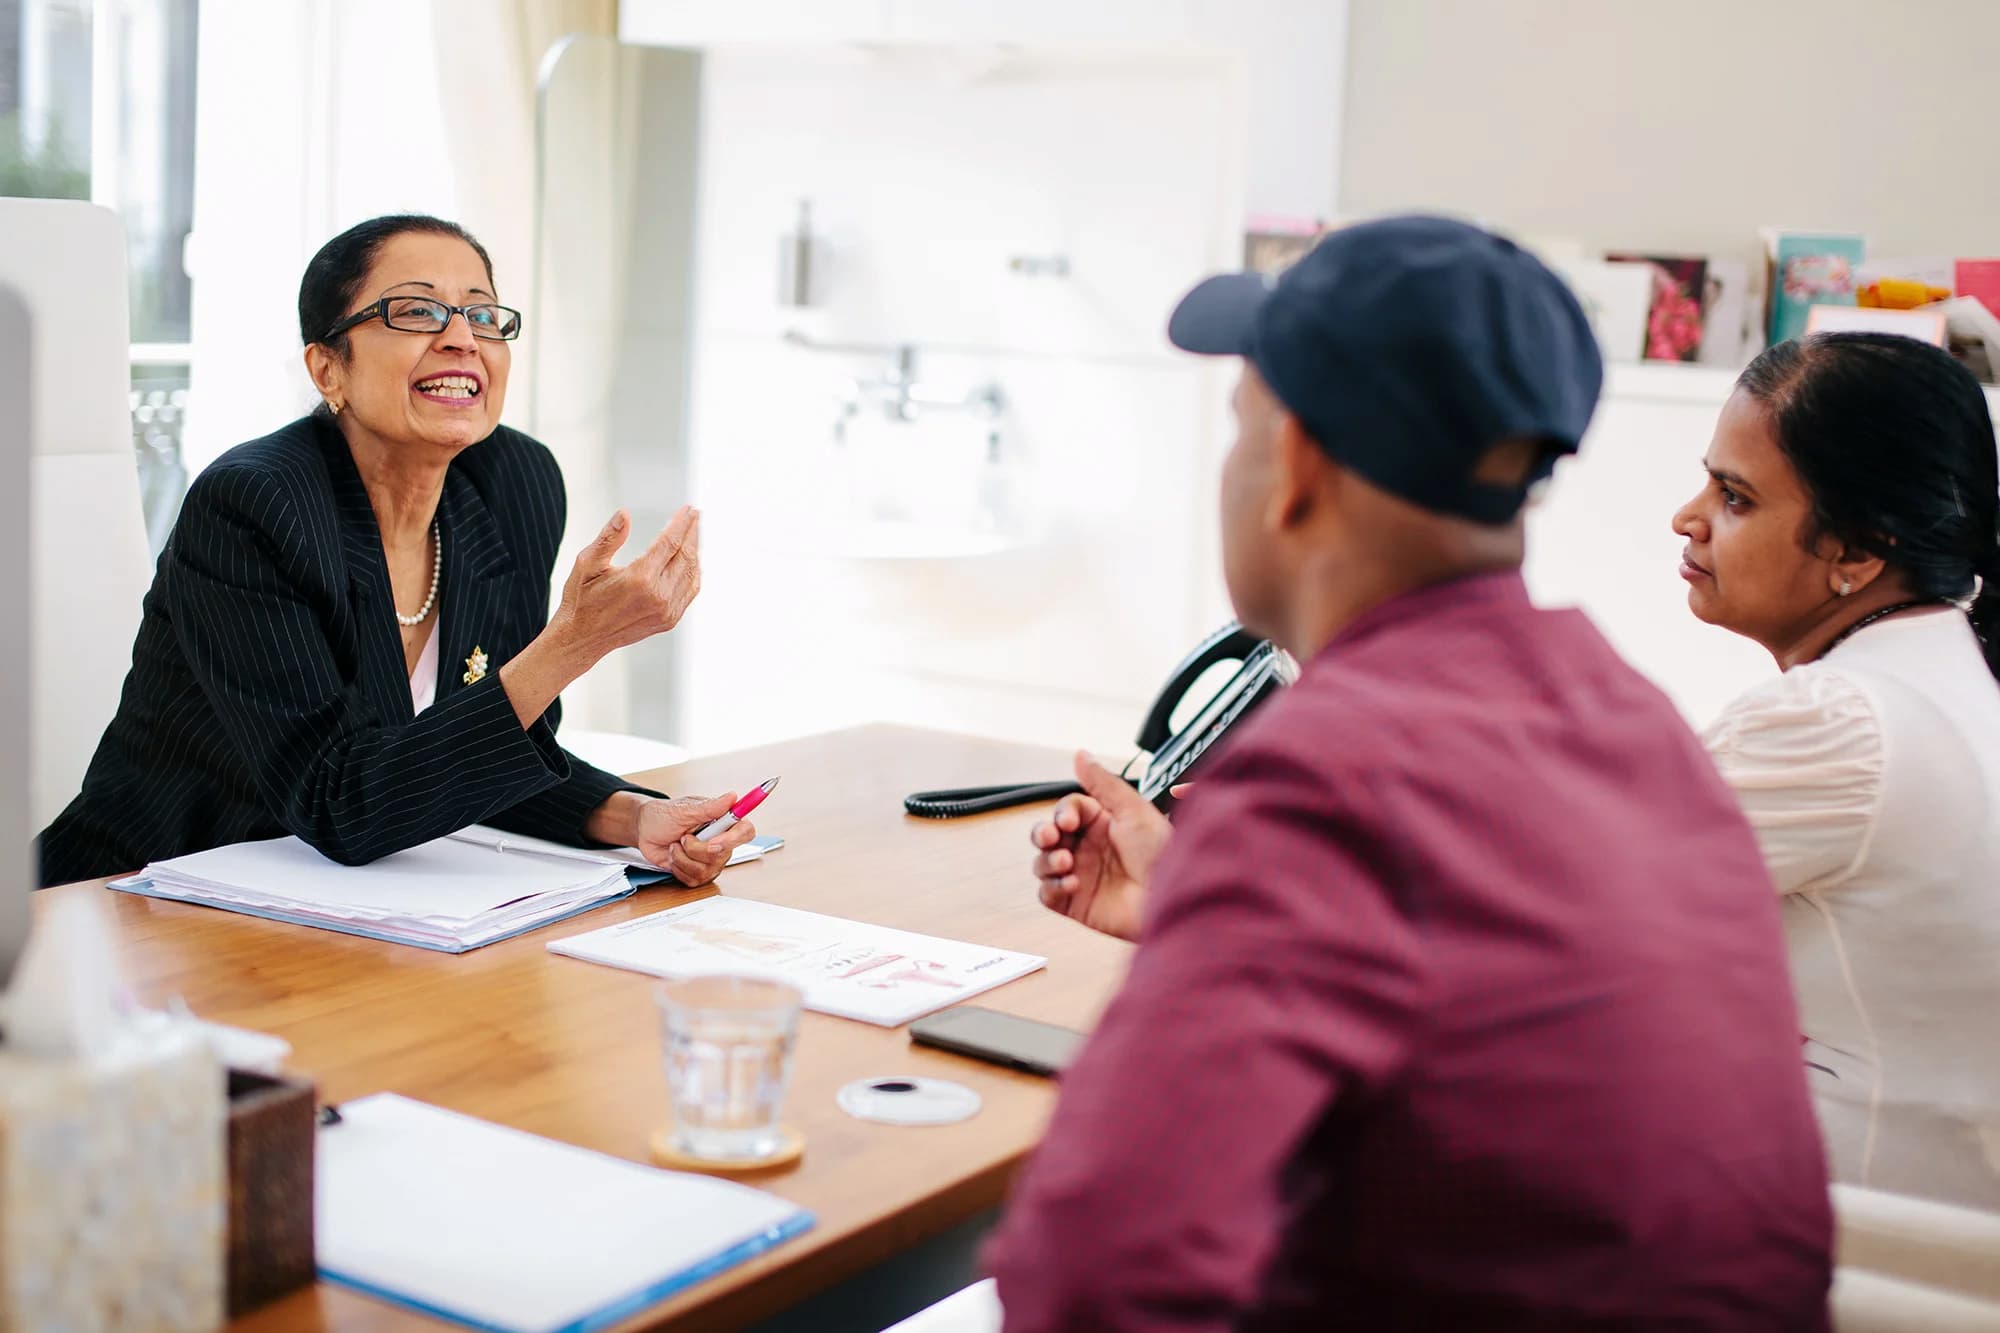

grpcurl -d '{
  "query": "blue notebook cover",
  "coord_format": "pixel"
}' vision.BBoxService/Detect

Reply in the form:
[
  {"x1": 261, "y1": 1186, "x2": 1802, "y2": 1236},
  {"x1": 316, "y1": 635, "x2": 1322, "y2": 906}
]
[
  {"x1": 320, "y1": 1213, "x2": 817, "y2": 1333},
  {"x1": 316, "y1": 1094, "x2": 815, "y2": 1333}
]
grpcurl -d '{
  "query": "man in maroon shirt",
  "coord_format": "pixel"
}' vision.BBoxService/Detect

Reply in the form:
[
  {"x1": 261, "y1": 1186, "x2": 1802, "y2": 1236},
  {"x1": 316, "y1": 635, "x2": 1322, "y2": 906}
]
[{"x1": 985, "y1": 217, "x2": 1832, "y2": 1330}]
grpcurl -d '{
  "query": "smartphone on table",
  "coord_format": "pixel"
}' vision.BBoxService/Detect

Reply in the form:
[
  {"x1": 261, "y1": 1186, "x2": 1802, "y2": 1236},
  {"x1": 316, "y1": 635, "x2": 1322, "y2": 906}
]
[{"x1": 909, "y1": 1005, "x2": 1086, "y2": 1077}]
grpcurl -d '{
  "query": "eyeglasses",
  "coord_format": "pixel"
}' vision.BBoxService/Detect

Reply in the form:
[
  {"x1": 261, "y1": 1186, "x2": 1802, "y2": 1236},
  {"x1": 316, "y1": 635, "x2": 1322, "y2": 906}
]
[{"x1": 324, "y1": 296, "x2": 523, "y2": 343}]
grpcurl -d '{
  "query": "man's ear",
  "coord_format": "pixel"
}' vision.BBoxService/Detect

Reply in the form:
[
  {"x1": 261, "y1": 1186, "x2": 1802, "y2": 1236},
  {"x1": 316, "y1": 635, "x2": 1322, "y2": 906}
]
[{"x1": 1267, "y1": 411, "x2": 1330, "y2": 534}]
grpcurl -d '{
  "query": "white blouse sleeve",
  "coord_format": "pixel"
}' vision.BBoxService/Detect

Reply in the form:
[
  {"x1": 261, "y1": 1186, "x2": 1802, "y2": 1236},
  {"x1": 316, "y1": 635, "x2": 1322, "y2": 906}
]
[{"x1": 1700, "y1": 667, "x2": 1884, "y2": 895}]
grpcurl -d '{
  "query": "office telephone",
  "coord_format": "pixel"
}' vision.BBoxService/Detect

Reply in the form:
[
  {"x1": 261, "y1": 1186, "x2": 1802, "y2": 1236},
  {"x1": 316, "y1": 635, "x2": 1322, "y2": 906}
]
[{"x1": 902, "y1": 622, "x2": 1296, "y2": 818}]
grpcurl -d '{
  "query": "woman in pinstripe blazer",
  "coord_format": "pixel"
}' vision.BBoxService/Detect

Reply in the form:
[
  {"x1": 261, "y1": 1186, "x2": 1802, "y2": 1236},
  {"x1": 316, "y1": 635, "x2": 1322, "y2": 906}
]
[{"x1": 37, "y1": 215, "x2": 754, "y2": 887}]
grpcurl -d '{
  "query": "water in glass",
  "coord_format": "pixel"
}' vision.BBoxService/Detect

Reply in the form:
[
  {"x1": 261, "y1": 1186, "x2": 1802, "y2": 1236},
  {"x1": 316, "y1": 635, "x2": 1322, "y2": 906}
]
[{"x1": 657, "y1": 975, "x2": 802, "y2": 1162}]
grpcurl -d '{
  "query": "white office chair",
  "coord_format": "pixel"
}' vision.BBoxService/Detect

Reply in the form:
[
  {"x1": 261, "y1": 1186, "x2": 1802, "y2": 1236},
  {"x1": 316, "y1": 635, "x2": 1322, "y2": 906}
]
[
  {"x1": 2, "y1": 283, "x2": 35, "y2": 977},
  {"x1": 0, "y1": 201, "x2": 154, "y2": 831},
  {"x1": 879, "y1": 1279, "x2": 1001, "y2": 1333},
  {"x1": 1831, "y1": 1183, "x2": 2000, "y2": 1330},
  {"x1": 876, "y1": 1187, "x2": 2000, "y2": 1333}
]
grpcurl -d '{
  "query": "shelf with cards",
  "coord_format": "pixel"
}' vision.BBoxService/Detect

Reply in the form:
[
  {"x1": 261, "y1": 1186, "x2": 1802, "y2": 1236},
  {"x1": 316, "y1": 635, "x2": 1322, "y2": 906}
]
[{"x1": 1605, "y1": 360, "x2": 2000, "y2": 415}]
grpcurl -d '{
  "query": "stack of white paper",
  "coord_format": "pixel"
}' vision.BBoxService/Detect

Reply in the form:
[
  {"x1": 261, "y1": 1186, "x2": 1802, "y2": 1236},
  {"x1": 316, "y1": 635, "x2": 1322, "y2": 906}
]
[
  {"x1": 114, "y1": 835, "x2": 634, "y2": 953},
  {"x1": 318, "y1": 1094, "x2": 812, "y2": 1333}
]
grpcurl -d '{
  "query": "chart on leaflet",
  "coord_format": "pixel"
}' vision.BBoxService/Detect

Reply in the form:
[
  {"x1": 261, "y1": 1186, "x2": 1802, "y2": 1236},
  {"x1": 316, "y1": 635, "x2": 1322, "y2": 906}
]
[{"x1": 548, "y1": 896, "x2": 1047, "y2": 1026}]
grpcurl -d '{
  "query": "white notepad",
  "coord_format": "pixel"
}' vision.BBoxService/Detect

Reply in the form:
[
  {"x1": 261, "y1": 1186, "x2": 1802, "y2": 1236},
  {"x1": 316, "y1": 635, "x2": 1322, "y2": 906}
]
[
  {"x1": 548, "y1": 897, "x2": 1047, "y2": 1027},
  {"x1": 318, "y1": 1094, "x2": 813, "y2": 1333}
]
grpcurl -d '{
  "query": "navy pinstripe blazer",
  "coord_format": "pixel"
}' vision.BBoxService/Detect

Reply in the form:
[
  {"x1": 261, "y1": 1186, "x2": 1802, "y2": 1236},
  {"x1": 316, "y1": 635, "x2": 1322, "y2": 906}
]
[{"x1": 38, "y1": 414, "x2": 649, "y2": 886}]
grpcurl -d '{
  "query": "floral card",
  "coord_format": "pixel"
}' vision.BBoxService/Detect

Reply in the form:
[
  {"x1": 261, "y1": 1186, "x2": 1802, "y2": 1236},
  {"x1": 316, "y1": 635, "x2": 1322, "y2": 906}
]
[{"x1": 1608, "y1": 254, "x2": 1709, "y2": 362}]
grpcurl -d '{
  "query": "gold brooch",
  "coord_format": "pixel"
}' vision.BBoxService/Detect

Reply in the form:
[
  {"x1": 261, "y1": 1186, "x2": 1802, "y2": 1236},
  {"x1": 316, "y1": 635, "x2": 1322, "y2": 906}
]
[{"x1": 463, "y1": 645, "x2": 489, "y2": 685}]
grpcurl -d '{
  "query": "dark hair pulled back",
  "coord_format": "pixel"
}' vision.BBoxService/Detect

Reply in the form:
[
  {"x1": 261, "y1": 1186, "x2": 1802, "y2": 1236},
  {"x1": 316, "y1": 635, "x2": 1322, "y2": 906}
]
[
  {"x1": 297, "y1": 213, "x2": 496, "y2": 360},
  {"x1": 1736, "y1": 332, "x2": 2000, "y2": 679}
]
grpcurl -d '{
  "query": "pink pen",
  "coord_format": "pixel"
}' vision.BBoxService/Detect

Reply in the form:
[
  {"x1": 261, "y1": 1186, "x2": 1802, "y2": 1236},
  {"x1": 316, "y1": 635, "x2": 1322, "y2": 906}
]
[{"x1": 694, "y1": 776, "x2": 779, "y2": 841}]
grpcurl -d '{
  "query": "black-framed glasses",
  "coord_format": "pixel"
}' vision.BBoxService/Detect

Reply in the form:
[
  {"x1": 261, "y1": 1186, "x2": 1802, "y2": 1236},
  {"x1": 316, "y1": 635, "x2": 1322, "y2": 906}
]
[{"x1": 323, "y1": 296, "x2": 523, "y2": 343}]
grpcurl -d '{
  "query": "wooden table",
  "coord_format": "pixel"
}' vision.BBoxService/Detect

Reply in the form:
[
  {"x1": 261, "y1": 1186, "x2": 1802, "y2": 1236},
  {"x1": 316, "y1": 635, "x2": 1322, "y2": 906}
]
[{"x1": 40, "y1": 724, "x2": 1132, "y2": 1331}]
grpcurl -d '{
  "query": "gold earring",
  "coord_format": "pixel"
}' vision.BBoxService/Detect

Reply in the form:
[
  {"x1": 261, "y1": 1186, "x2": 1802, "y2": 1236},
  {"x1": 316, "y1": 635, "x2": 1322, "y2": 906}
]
[{"x1": 328, "y1": 399, "x2": 343, "y2": 417}]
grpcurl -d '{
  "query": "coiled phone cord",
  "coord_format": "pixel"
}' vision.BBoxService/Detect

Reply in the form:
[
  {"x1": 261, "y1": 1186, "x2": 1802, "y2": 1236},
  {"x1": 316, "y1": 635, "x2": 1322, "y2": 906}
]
[{"x1": 901, "y1": 755, "x2": 1145, "y2": 819}]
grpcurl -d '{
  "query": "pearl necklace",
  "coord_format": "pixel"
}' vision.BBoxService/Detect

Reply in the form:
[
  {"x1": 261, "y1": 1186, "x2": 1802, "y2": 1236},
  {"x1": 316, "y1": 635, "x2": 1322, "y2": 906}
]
[{"x1": 396, "y1": 521, "x2": 442, "y2": 627}]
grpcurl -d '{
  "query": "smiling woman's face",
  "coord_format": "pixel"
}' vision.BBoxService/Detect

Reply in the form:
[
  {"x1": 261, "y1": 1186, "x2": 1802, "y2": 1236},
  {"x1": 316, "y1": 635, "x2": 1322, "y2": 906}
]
[
  {"x1": 1671, "y1": 389, "x2": 1840, "y2": 650},
  {"x1": 313, "y1": 230, "x2": 510, "y2": 454}
]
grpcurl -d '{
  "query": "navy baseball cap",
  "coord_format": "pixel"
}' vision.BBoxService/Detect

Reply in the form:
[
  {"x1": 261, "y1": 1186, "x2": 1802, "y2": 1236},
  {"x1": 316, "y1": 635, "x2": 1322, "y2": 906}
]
[{"x1": 1168, "y1": 215, "x2": 1603, "y2": 523}]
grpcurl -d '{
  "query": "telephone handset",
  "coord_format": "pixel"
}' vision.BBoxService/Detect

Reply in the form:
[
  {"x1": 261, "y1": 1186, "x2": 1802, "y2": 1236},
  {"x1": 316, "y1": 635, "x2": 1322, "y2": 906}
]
[
  {"x1": 903, "y1": 622, "x2": 1295, "y2": 819},
  {"x1": 1131, "y1": 622, "x2": 1296, "y2": 809}
]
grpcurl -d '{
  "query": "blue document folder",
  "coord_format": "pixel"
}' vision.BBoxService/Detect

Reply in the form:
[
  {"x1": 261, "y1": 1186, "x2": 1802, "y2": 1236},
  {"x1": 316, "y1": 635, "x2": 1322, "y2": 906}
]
[{"x1": 317, "y1": 1094, "x2": 814, "y2": 1333}]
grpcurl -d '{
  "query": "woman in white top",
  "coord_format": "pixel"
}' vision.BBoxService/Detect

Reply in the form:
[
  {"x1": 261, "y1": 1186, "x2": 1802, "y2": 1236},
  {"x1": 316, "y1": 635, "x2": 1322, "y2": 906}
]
[{"x1": 1674, "y1": 331, "x2": 2000, "y2": 1208}]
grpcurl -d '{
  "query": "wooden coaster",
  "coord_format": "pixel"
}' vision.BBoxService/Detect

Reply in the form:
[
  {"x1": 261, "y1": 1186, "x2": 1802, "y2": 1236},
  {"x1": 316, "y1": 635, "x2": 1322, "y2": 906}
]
[{"x1": 649, "y1": 1125, "x2": 804, "y2": 1174}]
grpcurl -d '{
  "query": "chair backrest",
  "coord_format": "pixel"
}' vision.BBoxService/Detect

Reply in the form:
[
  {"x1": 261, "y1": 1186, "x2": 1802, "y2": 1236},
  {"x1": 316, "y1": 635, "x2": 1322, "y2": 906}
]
[
  {"x1": 0, "y1": 200, "x2": 154, "y2": 829},
  {"x1": 0, "y1": 283, "x2": 32, "y2": 985},
  {"x1": 1832, "y1": 1182, "x2": 2000, "y2": 1329}
]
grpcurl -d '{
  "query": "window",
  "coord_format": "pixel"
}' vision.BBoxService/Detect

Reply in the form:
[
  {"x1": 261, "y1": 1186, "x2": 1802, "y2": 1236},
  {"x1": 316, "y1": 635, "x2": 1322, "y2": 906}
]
[
  {"x1": 1, "y1": 0, "x2": 91, "y2": 200},
  {"x1": 3, "y1": 0, "x2": 198, "y2": 549}
]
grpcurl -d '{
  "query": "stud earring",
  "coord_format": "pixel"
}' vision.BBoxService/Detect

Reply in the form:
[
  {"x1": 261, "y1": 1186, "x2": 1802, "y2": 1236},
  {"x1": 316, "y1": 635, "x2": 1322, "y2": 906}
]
[
  {"x1": 328, "y1": 399, "x2": 343, "y2": 417},
  {"x1": 1838, "y1": 580, "x2": 1853, "y2": 597}
]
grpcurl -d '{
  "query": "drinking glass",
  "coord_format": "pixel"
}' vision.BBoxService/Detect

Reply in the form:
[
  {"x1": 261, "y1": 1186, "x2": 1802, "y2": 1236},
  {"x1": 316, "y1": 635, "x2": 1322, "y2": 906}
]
[{"x1": 656, "y1": 975, "x2": 802, "y2": 1162}]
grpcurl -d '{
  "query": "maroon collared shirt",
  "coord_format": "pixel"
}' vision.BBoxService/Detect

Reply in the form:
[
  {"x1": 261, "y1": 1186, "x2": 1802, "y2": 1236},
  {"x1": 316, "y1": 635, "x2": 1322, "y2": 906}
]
[{"x1": 987, "y1": 571, "x2": 1831, "y2": 1331}]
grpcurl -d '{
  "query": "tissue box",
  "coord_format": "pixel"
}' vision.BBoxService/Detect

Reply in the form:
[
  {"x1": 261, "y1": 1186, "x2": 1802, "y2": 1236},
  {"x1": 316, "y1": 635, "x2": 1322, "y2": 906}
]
[
  {"x1": 0, "y1": 1023, "x2": 225, "y2": 1330},
  {"x1": 226, "y1": 1068, "x2": 316, "y2": 1316}
]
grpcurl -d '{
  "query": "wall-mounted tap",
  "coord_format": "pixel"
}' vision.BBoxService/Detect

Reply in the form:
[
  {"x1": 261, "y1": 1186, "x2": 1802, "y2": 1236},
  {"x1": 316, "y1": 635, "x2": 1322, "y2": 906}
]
[
  {"x1": 785, "y1": 330, "x2": 1006, "y2": 450},
  {"x1": 1007, "y1": 253, "x2": 1070, "y2": 278}
]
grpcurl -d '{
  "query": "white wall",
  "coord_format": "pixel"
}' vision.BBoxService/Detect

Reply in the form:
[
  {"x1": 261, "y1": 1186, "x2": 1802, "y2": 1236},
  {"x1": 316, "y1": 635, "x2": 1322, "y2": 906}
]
[
  {"x1": 1340, "y1": 0, "x2": 2000, "y2": 259},
  {"x1": 656, "y1": 45, "x2": 1245, "y2": 755},
  {"x1": 1525, "y1": 367, "x2": 1772, "y2": 727},
  {"x1": 619, "y1": 0, "x2": 1348, "y2": 223},
  {"x1": 178, "y1": 0, "x2": 2000, "y2": 759},
  {"x1": 1337, "y1": 0, "x2": 2000, "y2": 725},
  {"x1": 596, "y1": 2, "x2": 1354, "y2": 756}
]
